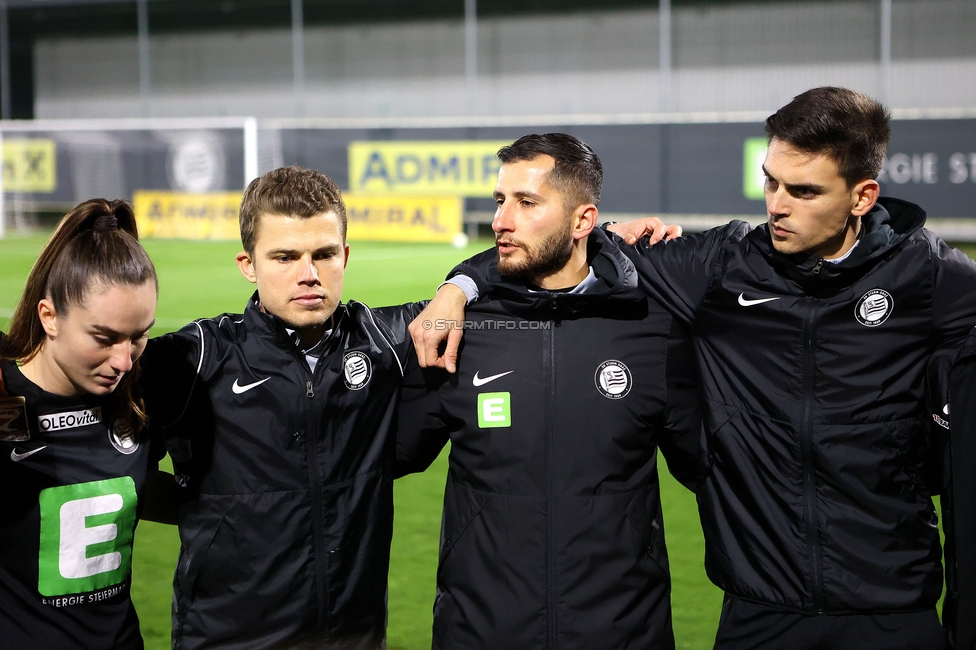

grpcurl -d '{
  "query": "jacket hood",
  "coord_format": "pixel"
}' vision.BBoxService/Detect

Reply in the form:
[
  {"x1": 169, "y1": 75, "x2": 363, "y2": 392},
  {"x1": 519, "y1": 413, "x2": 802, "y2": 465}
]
[
  {"x1": 474, "y1": 227, "x2": 645, "y2": 318},
  {"x1": 750, "y1": 196, "x2": 926, "y2": 292}
]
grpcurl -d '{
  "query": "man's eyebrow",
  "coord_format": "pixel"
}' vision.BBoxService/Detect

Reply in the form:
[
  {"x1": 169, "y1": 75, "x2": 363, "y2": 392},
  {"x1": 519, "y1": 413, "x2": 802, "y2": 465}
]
[
  {"x1": 266, "y1": 247, "x2": 299, "y2": 257},
  {"x1": 495, "y1": 190, "x2": 544, "y2": 201},
  {"x1": 267, "y1": 244, "x2": 343, "y2": 257},
  {"x1": 761, "y1": 165, "x2": 826, "y2": 194},
  {"x1": 314, "y1": 244, "x2": 344, "y2": 255}
]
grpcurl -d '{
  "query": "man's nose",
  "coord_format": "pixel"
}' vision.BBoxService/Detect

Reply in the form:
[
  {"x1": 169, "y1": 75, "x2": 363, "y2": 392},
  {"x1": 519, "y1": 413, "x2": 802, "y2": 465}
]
[
  {"x1": 297, "y1": 256, "x2": 320, "y2": 284},
  {"x1": 493, "y1": 204, "x2": 513, "y2": 234},
  {"x1": 766, "y1": 187, "x2": 789, "y2": 217}
]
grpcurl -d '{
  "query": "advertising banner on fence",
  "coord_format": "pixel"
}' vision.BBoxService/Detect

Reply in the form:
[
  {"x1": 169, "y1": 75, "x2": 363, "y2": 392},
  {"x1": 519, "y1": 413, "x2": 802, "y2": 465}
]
[
  {"x1": 133, "y1": 190, "x2": 461, "y2": 243},
  {"x1": 2, "y1": 138, "x2": 57, "y2": 193},
  {"x1": 133, "y1": 190, "x2": 241, "y2": 240},
  {"x1": 348, "y1": 140, "x2": 509, "y2": 197},
  {"x1": 345, "y1": 194, "x2": 463, "y2": 243}
]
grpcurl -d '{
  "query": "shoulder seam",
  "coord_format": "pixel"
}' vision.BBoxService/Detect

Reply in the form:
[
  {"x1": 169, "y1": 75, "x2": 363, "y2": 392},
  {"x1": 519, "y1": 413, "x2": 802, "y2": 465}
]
[
  {"x1": 355, "y1": 301, "x2": 405, "y2": 377},
  {"x1": 168, "y1": 321, "x2": 206, "y2": 427}
]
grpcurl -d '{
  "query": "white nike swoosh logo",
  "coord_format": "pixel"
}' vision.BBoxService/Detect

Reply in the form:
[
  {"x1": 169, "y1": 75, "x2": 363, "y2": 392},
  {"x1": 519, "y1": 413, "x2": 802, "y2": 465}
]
[
  {"x1": 10, "y1": 446, "x2": 47, "y2": 462},
  {"x1": 738, "y1": 293, "x2": 781, "y2": 307},
  {"x1": 472, "y1": 371, "x2": 514, "y2": 387},
  {"x1": 232, "y1": 377, "x2": 271, "y2": 394}
]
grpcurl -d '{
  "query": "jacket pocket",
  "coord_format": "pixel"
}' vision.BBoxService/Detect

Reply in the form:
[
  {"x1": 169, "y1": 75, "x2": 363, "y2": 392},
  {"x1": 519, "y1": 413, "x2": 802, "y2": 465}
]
[
  {"x1": 440, "y1": 480, "x2": 493, "y2": 563},
  {"x1": 173, "y1": 504, "x2": 226, "y2": 645},
  {"x1": 624, "y1": 489, "x2": 670, "y2": 579}
]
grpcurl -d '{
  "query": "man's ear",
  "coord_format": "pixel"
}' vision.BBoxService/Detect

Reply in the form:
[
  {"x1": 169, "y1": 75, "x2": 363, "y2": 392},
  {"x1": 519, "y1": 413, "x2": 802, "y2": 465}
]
[
  {"x1": 343, "y1": 243, "x2": 350, "y2": 269},
  {"x1": 573, "y1": 204, "x2": 599, "y2": 241},
  {"x1": 851, "y1": 179, "x2": 880, "y2": 217},
  {"x1": 37, "y1": 299, "x2": 58, "y2": 337},
  {"x1": 236, "y1": 251, "x2": 257, "y2": 284}
]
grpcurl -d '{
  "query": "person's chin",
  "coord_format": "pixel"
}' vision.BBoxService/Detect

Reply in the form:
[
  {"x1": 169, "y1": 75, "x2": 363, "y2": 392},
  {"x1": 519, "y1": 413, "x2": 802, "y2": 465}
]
[
  {"x1": 287, "y1": 306, "x2": 335, "y2": 328},
  {"x1": 87, "y1": 380, "x2": 120, "y2": 395},
  {"x1": 498, "y1": 254, "x2": 528, "y2": 275}
]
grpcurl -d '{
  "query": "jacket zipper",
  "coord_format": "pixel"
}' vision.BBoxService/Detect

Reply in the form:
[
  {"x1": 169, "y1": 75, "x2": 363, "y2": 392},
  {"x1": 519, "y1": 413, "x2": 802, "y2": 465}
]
[
  {"x1": 546, "y1": 303, "x2": 558, "y2": 649},
  {"x1": 296, "y1": 355, "x2": 330, "y2": 631},
  {"x1": 800, "y1": 302, "x2": 825, "y2": 613}
]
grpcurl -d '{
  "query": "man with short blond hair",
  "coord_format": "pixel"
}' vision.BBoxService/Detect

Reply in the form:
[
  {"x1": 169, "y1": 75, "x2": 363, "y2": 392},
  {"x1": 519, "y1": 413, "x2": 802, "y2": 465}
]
[{"x1": 145, "y1": 166, "x2": 423, "y2": 649}]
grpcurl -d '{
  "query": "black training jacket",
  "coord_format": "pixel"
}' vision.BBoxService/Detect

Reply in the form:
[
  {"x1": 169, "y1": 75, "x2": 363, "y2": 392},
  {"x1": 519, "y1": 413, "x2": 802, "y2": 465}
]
[
  {"x1": 611, "y1": 197, "x2": 976, "y2": 615},
  {"x1": 933, "y1": 326, "x2": 976, "y2": 650},
  {"x1": 398, "y1": 229, "x2": 701, "y2": 650},
  {"x1": 143, "y1": 294, "x2": 421, "y2": 650}
]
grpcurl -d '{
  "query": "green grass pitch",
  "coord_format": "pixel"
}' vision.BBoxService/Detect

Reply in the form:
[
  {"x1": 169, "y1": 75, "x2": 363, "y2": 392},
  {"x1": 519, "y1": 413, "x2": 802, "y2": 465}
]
[{"x1": 3, "y1": 233, "x2": 971, "y2": 649}]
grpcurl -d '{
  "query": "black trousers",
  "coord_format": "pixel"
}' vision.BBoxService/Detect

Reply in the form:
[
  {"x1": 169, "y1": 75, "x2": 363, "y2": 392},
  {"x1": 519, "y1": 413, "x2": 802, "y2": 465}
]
[{"x1": 713, "y1": 595, "x2": 945, "y2": 650}]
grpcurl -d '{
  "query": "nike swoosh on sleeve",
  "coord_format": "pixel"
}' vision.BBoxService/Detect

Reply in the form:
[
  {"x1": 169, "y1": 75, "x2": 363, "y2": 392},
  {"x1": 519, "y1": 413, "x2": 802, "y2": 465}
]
[{"x1": 10, "y1": 446, "x2": 47, "y2": 462}]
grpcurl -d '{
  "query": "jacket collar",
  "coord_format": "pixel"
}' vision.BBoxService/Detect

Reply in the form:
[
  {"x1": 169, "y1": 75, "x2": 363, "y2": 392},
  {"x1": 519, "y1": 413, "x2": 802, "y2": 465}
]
[
  {"x1": 748, "y1": 197, "x2": 926, "y2": 292},
  {"x1": 243, "y1": 291, "x2": 346, "y2": 351}
]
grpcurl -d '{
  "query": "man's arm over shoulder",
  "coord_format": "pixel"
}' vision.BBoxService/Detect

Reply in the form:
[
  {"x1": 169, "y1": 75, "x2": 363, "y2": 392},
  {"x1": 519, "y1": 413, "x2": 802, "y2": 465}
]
[
  {"x1": 142, "y1": 323, "x2": 207, "y2": 430},
  {"x1": 656, "y1": 318, "x2": 703, "y2": 492},
  {"x1": 395, "y1": 355, "x2": 452, "y2": 477},
  {"x1": 609, "y1": 221, "x2": 751, "y2": 327},
  {"x1": 364, "y1": 301, "x2": 429, "y2": 371}
]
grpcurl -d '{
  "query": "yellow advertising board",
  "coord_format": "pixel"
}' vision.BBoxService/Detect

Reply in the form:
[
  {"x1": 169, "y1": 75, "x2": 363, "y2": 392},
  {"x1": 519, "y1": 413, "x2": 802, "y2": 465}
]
[
  {"x1": 133, "y1": 190, "x2": 241, "y2": 240},
  {"x1": 133, "y1": 190, "x2": 460, "y2": 244},
  {"x1": 2, "y1": 139, "x2": 57, "y2": 193},
  {"x1": 345, "y1": 194, "x2": 462, "y2": 243},
  {"x1": 349, "y1": 140, "x2": 509, "y2": 197}
]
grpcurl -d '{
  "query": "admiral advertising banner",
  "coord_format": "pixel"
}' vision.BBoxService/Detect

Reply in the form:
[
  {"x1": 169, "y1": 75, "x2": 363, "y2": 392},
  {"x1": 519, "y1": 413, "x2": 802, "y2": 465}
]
[
  {"x1": 132, "y1": 190, "x2": 462, "y2": 243},
  {"x1": 348, "y1": 140, "x2": 509, "y2": 197},
  {"x1": 345, "y1": 194, "x2": 462, "y2": 243},
  {"x1": 133, "y1": 191, "x2": 242, "y2": 240}
]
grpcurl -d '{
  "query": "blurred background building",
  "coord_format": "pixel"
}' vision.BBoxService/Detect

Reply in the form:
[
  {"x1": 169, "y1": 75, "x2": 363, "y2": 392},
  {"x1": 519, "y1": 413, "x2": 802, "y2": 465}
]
[{"x1": 2, "y1": 0, "x2": 975, "y2": 238}]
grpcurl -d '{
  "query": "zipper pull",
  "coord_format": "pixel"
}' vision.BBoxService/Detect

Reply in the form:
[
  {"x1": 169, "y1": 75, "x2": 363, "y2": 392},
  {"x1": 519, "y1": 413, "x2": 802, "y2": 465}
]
[
  {"x1": 812, "y1": 258, "x2": 825, "y2": 274},
  {"x1": 306, "y1": 380, "x2": 314, "y2": 398}
]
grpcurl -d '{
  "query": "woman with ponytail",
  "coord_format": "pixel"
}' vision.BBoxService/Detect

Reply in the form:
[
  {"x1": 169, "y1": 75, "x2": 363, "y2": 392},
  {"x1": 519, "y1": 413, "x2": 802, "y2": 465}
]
[{"x1": 0, "y1": 198, "x2": 160, "y2": 649}]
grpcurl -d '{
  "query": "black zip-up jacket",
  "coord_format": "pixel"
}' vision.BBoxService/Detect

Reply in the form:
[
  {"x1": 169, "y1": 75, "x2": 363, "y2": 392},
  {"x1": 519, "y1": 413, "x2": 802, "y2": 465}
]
[
  {"x1": 398, "y1": 229, "x2": 701, "y2": 649},
  {"x1": 610, "y1": 197, "x2": 976, "y2": 615},
  {"x1": 933, "y1": 326, "x2": 976, "y2": 649},
  {"x1": 143, "y1": 295, "x2": 421, "y2": 650}
]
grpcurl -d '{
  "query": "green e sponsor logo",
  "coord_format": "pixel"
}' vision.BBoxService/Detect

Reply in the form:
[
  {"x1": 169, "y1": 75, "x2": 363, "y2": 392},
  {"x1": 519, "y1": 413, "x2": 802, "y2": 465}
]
[
  {"x1": 743, "y1": 137, "x2": 769, "y2": 200},
  {"x1": 477, "y1": 392, "x2": 511, "y2": 428},
  {"x1": 37, "y1": 477, "x2": 137, "y2": 597}
]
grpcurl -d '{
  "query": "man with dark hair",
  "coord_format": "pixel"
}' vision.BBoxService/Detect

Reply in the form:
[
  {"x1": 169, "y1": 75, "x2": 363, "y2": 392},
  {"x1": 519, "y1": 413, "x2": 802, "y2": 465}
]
[
  {"x1": 143, "y1": 166, "x2": 424, "y2": 649},
  {"x1": 416, "y1": 88, "x2": 976, "y2": 648},
  {"x1": 398, "y1": 133, "x2": 700, "y2": 649}
]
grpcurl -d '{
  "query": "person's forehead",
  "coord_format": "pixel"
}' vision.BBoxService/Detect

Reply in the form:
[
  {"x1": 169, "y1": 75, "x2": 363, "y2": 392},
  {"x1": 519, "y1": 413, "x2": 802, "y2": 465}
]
[
  {"x1": 253, "y1": 211, "x2": 342, "y2": 243},
  {"x1": 765, "y1": 138, "x2": 842, "y2": 180},
  {"x1": 498, "y1": 155, "x2": 556, "y2": 185}
]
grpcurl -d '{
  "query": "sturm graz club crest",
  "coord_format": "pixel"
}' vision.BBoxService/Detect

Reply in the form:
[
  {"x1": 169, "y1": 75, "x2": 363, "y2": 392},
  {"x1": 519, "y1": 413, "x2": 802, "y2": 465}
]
[
  {"x1": 109, "y1": 417, "x2": 139, "y2": 455},
  {"x1": 594, "y1": 360, "x2": 632, "y2": 399},
  {"x1": 343, "y1": 352, "x2": 372, "y2": 390},
  {"x1": 855, "y1": 288, "x2": 894, "y2": 327}
]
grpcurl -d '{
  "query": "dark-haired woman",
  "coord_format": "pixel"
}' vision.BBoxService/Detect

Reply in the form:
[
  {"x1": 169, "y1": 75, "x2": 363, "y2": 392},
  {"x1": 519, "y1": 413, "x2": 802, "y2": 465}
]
[{"x1": 0, "y1": 199, "x2": 162, "y2": 649}]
